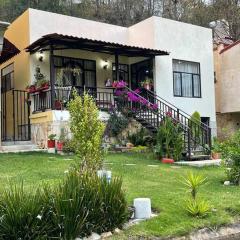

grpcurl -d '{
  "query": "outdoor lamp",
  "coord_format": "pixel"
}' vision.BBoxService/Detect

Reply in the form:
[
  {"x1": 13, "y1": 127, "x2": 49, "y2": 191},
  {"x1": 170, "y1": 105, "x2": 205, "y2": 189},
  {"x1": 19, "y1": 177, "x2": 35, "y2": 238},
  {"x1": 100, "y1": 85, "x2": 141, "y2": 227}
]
[
  {"x1": 38, "y1": 50, "x2": 44, "y2": 62},
  {"x1": 103, "y1": 60, "x2": 109, "y2": 70}
]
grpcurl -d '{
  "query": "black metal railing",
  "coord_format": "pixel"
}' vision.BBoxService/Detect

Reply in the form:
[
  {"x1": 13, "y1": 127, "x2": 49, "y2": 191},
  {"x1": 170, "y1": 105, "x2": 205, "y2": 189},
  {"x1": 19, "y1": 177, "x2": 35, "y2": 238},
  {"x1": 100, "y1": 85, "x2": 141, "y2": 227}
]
[
  {"x1": 138, "y1": 88, "x2": 212, "y2": 155},
  {"x1": 31, "y1": 87, "x2": 116, "y2": 113}
]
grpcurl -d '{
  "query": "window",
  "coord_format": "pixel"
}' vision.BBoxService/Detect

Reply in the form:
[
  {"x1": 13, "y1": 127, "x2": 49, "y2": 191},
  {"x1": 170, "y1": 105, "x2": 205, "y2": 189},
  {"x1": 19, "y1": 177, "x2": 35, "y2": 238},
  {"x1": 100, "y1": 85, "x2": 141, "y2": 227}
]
[
  {"x1": 53, "y1": 56, "x2": 96, "y2": 88},
  {"x1": 173, "y1": 60, "x2": 201, "y2": 98},
  {"x1": 112, "y1": 63, "x2": 129, "y2": 84},
  {"x1": 1, "y1": 63, "x2": 14, "y2": 93}
]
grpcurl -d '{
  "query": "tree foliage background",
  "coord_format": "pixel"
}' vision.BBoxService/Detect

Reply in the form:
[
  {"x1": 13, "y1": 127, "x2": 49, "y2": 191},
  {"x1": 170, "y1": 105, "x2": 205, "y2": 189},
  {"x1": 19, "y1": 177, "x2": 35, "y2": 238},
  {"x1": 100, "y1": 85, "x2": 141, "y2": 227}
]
[{"x1": 0, "y1": 0, "x2": 240, "y2": 40}]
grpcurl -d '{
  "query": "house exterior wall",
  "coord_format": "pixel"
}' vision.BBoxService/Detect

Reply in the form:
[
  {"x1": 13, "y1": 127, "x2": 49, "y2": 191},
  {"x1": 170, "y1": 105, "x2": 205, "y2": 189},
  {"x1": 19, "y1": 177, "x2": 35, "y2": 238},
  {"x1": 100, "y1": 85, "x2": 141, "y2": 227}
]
[
  {"x1": 0, "y1": 11, "x2": 30, "y2": 144},
  {"x1": 214, "y1": 43, "x2": 240, "y2": 138},
  {"x1": 129, "y1": 17, "x2": 216, "y2": 131},
  {"x1": 28, "y1": 8, "x2": 128, "y2": 45},
  {"x1": 217, "y1": 44, "x2": 240, "y2": 113}
]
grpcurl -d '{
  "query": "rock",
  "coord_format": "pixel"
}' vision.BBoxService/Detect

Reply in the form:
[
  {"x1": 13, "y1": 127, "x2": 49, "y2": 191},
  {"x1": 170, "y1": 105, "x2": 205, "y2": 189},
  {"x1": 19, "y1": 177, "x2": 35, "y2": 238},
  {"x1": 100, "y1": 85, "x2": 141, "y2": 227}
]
[
  {"x1": 224, "y1": 181, "x2": 231, "y2": 186},
  {"x1": 75, "y1": 238, "x2": 82, "y2": 240},
  {"x1": 114, "y1": 228, "x2": 122, "y2": 234},
  {"x1": 101, "y1": 232, "x2": 112, "y2": 238},
  {"x1": 87, "y1": 233, "x2": 101, "y2": 240}
]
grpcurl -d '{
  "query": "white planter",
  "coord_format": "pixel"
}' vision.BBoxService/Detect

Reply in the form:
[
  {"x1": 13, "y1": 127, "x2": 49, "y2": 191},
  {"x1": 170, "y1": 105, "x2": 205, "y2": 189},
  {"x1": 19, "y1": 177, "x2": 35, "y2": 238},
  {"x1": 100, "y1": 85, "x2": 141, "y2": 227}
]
[
  {"x1": 97, "y1": 170, "x2": 112, "y2": 183},
  {"x1": 48, "y1": 148, "x2": 55, "y2": 154},
  {"x1": 134, "y1": 198, "x2": 151, "y2": 219}
]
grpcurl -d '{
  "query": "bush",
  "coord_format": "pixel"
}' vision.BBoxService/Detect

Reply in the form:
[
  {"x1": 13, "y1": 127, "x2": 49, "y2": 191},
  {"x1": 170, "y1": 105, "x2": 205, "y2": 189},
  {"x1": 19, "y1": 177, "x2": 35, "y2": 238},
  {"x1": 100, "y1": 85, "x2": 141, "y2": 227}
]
[
  {"x1": 155, "y1": 116, "x2": 184, "y2": 161},
  {"x1": 127, "y1": 128, "x2": 155, "y2": 147},
  {"x1": 0, "y1": 184, "x2": 55, "y2": 239},
  {"x1": 68, "y1": 90, "x2": 105, "y2": 172},
  {"x1": 62, "y1": 139, "x2": 75, "y2": 154},
  {"x1": 220, "y1": 130, "x2": 240, "y2": 185},
  {"x1": 47, "y1": 170, "x2": 128, "y2": 238},
  {"x1": 0, "y1": 171, "x2": 129, "y2": 239},
  {"x1": 185, "y1": 198, "x2": 210, "y2": 217},
  {"x1": 190, "y1": 111, "x2": 201, "y2": 134},
  {"x1": 105, "y1": 110, "x2": 129, "y2": 138}
]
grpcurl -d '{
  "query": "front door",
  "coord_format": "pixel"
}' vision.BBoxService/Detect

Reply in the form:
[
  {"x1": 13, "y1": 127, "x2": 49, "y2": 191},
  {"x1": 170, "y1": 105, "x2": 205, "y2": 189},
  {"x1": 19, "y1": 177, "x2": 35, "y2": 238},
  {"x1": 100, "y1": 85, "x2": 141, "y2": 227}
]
[{"x1": 130, "y1": 59, "x2": 153, "y2": 90}]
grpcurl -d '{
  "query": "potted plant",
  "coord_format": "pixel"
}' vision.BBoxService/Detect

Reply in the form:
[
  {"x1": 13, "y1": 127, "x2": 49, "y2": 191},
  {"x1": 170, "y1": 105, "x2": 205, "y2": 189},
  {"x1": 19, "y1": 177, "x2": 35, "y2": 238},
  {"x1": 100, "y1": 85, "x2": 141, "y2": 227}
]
[
  {"x1": 48, "y1": 134, "x2": 56, "y2": 148},
  {"x1": 26, "y1": 84, "x2": 37, "y2": 93},
  {"x1": 34, "y1": 66, "x2": 50, "y2": 92},
  {"x1": 211, "y1": 137, "x2": 221, "y2": 160},
  {"x1": 57, "y1": 128, "x2": 66, "y2": 152},
  {"x1": 36, "y1": 79, "x2": 50, "y2": 91},
  {"x1": 141, "y1": 77, "x2": 153, "y2": 90},
  {"x1": 154, "y1": 116, "x2": 184, "y2": 163}
]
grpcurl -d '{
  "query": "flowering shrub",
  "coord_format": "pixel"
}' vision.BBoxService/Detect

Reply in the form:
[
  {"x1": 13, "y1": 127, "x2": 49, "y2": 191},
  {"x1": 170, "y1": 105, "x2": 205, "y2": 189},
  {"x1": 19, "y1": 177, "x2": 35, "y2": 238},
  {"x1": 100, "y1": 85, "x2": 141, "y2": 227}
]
[
  {"x1": 114, "y1": 87, "x2": 159, "y2": 112},
  {"x1": 112, "y1": 80, "x2": 127, "y2": 88}
]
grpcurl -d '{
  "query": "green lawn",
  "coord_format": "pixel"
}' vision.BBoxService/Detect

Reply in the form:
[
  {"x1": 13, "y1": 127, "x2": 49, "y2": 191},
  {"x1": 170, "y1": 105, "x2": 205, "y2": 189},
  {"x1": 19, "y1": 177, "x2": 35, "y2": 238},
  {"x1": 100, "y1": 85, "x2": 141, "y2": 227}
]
[{"x1": 0, "y1": 152, "x2": 240, "y2": 239}]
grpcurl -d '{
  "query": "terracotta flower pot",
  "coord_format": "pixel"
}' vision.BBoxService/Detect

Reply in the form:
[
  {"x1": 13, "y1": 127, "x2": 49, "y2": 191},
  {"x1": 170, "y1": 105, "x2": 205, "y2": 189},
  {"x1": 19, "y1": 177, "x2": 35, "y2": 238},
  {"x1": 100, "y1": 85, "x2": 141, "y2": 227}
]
[
  {"x1": 144, "y1": 83, "x2": 151, "y2": 90},
  {"x1": 57, "y1": 141, "x2": 64, "y2": 151},
  {"x1": 27, "y1": 85, "x2": 37, "y2": 93},
  {"x1": 212, "y1": 152, "x2": 221, "y2": 160},
  {"x1": 161, "y1": 158, "x2": 174, "y2": 164},
  {"x1": 47, "y1": 140, "x2": 55, "y2": 148}
]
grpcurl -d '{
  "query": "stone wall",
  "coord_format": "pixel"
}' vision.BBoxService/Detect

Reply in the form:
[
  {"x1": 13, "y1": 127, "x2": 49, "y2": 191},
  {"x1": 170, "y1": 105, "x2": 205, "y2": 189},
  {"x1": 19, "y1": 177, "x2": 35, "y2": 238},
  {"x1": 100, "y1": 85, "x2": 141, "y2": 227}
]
[
  {"x1": 31, "y1": 120, "x2": 71, "y2": 148},
  {"x1": 216, "y1": 112, "x2": 240, "y2": 140}
]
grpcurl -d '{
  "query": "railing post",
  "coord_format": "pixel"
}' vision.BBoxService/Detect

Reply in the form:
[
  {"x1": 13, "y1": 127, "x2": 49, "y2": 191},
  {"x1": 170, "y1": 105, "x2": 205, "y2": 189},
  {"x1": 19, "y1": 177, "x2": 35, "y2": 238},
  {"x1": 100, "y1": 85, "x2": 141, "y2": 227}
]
[
  {"x1": 208, "y1": 128, "x2": 212, "y2": 154},
  {"x1": 12, "y1": 90, "x2": 15, "y2": 141},
  {"x1": 27, "y1": 92, "x2": 31, "y2": 141},
  {"x1": 177, "y1": 108, "x2": 180, "y2": 120},
  {"x1": 49, "y1": 45, "x2": 55, "y2": 110},
  {"x1": 187, "y1": 129, "x2": 191, "y2": 161}
]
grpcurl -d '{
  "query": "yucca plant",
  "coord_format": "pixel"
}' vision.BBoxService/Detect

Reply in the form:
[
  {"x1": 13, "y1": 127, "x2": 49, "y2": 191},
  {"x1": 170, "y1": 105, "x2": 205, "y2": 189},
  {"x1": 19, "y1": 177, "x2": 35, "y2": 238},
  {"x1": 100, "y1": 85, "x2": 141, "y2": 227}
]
[
  {"x1": 0, "y1": 184, "x2": 55, "y2": 240},
  {"x1": 182, "y1": 172, "x2": 207, "y2": 199},
  {"x1": 185, "y1": 198, "x2": 210, "y2": 217}
]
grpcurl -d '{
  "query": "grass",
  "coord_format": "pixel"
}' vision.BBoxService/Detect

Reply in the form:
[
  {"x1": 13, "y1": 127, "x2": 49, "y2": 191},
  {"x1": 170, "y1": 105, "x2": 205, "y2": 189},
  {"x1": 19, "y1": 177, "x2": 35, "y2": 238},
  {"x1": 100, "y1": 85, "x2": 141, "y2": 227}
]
[{"x1": 0, "y1": 152, "x2": 240, "y2": 239}]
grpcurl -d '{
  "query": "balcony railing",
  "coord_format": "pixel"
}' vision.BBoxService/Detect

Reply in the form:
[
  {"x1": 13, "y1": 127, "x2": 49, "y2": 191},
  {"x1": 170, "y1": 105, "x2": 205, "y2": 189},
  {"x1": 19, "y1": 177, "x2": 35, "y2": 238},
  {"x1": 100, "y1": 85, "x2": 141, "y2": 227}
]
[{"x1": 31, "y1": 86, "x2": 116, "y2": 113}]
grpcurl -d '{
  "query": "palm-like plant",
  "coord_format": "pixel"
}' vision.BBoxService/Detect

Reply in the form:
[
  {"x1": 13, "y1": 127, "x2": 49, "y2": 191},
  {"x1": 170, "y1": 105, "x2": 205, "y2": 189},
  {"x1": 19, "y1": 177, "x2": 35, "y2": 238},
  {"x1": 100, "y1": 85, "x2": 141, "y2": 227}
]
[{"x1": 182, "y1": 172, "x2": 207, "y2": 199}]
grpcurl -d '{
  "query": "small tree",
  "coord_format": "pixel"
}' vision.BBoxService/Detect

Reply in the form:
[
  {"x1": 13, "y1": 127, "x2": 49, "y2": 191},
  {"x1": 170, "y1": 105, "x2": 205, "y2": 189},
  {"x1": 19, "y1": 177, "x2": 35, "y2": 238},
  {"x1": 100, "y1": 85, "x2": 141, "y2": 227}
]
[
  {"x1": 190, "y1": 111, "x2": 202, "y2": 143},
  {"x1": 68, "y1": 90, "x2": 105, "y2": 172}
]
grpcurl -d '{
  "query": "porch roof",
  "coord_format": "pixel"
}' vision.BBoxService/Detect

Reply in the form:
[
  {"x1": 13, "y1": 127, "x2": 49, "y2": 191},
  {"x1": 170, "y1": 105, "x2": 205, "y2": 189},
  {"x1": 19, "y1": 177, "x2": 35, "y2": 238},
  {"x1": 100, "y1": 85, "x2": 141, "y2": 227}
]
[
  {"x1": 0, "y1": 38, "x2": 21, "y2": 64},
  {"x1": 25, "y1": 33, "x2": 169, "y2": 57}
]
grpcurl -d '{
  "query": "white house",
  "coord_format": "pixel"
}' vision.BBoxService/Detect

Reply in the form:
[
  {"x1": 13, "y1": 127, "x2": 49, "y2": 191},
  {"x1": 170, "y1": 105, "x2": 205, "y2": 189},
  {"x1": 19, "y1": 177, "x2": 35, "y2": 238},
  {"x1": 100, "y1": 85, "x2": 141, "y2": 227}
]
[{"x1": 0, "y1": 9, "x2": 215, "y2": 157}]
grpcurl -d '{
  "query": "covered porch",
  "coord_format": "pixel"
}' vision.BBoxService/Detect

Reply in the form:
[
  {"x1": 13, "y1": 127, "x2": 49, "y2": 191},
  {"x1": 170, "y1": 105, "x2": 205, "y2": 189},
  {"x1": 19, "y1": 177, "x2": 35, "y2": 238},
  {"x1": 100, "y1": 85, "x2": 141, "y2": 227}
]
[{"x1": 26, "y1": 33, "x2": 168, "y2": 113}]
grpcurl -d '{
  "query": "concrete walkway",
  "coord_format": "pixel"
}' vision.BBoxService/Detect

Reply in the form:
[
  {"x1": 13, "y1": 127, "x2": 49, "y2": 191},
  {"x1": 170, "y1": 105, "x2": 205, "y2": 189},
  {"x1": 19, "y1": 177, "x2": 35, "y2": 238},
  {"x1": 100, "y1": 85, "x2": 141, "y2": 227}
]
[{"x1": 175, "y1": 159, "x2": 221, "y2": 167}]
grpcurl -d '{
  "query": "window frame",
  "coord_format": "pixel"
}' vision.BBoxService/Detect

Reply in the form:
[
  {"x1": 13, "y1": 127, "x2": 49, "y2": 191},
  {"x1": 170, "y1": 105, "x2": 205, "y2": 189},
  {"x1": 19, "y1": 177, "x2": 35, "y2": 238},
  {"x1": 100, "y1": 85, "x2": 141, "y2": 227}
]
[
  {"x1": 1, "y1": 63, "x2": 14, "y2": 93},
  {"x1": 173, "y1": 59, "x2": 202, "y2": 98},
  {"x1": 112, "y1": 63, "x2": 129, "y2": 84},
  {"x1": 53, "y1": 55, "x2": 96, "y2": 88}
]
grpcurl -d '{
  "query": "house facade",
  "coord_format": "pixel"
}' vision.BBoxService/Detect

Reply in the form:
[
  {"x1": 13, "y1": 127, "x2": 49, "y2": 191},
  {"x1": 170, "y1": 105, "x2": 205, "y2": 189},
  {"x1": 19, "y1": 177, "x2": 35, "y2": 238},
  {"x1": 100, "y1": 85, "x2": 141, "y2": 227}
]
[
  {"x1": 0, "y1": 9, "x2": 215, "y2": 154},
  {"x1": 214, "y1": 41, "x2": 240, "y2": 139}
]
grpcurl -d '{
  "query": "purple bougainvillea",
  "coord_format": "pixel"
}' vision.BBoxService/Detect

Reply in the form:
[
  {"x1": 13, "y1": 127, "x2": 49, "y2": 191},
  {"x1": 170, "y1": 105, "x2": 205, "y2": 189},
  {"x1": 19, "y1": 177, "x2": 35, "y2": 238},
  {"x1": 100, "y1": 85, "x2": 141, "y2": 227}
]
[
  {"x1": 127, "y1": 92, "x2": 139, "y2": 102},
  {"x1": 112, "y1": 80, "x2": 128, "y2": 88}
]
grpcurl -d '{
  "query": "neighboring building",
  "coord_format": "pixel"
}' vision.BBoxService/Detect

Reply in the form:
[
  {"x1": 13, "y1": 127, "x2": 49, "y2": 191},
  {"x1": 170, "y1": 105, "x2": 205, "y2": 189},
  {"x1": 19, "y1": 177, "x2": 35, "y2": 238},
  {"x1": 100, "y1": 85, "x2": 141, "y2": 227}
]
[
  {"x1": 0, "y1": 9, "x2": 215, "y2": 157},
  {"x1": 0, "y1": 21, "x2": 10, "y2": 53},
  {"x1": 214, "y1": 41, "x2": 240, "y2": 139}
]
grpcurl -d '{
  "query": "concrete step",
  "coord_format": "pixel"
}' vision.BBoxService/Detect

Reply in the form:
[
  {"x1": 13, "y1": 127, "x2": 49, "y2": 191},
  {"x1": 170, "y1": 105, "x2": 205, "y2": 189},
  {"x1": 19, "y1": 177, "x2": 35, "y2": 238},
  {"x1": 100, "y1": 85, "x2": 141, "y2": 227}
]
[{"x1": 0, "y1": 142, "x2": 43, "y2": 153}]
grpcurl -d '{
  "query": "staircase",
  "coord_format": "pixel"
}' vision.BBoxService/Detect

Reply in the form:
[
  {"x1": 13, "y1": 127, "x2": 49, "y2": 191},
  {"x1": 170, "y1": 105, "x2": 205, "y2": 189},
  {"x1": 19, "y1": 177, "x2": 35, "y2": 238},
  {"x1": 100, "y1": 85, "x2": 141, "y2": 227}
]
[{"x1": 111, "y1": 87, "x2": 212, "y2": 160}]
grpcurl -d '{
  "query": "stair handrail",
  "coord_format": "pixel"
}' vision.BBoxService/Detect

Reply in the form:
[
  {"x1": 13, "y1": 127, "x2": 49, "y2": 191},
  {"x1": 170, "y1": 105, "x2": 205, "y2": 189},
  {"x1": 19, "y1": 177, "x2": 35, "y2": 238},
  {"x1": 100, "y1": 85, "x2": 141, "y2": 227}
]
[
  {"x1": 123, "y1": 86, "x2": 190, "y2": 132},
  {"x1": 144, "y1": 89, "x2": 211, "y2": 130}
]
